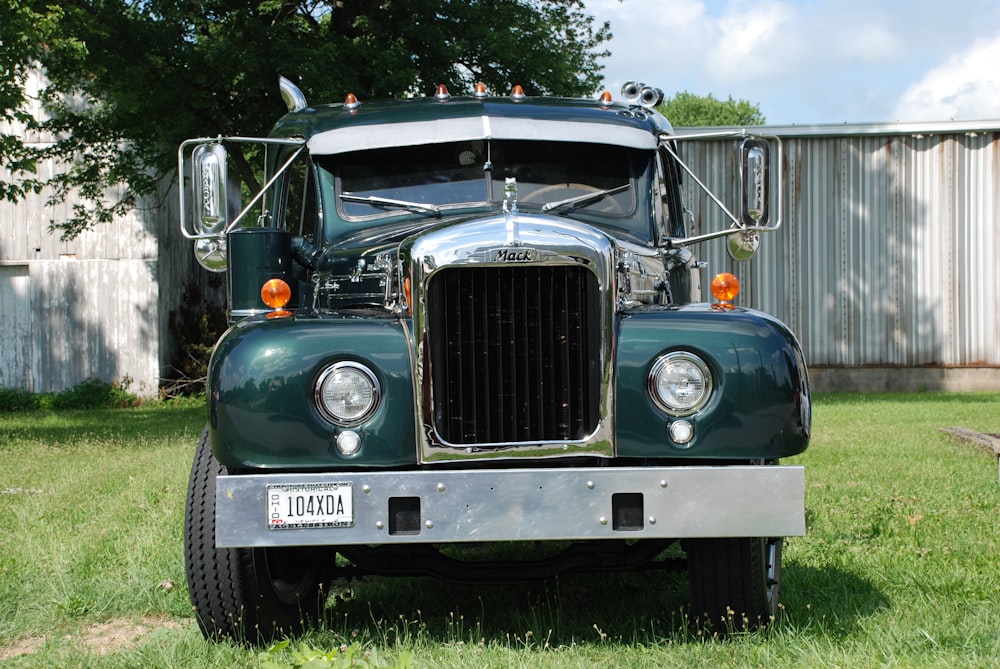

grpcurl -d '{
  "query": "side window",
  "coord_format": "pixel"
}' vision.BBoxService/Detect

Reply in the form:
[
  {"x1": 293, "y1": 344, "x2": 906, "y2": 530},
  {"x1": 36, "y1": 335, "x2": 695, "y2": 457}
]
[
  {"x1": 281, "y1": 154, "x2": 318, "y2": 239},
  {"x1": 656, "y1": 147, "x2": 686, "y2": 239}
]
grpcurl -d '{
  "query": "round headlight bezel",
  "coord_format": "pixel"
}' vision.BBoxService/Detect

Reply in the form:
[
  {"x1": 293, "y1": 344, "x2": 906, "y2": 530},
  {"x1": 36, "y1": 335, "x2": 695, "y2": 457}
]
[
  {"x1": 647, "y1": 351, "x2": 714, "y2": 417},
  {"x1": 314, "y1": 361, "x2": 381, "y2": 426}
]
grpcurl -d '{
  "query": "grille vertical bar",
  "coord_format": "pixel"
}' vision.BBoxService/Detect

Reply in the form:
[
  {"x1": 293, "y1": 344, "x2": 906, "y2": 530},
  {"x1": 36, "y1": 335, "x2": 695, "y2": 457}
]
[{"x1": 428, "y1": 265, "x2": 601, "y2": 445}]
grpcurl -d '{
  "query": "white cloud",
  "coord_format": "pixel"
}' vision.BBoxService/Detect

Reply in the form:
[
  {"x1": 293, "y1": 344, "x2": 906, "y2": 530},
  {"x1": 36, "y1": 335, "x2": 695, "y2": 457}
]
[
  {"x1": 894, "y1": 34, "x2": 1000, "y2": 121},
  {"x1": 708, "y1": 1, "x2": 798, "y2": 82},
  {"x1": 587, "y1": 0, "x2": 1000, "y2": 123}
]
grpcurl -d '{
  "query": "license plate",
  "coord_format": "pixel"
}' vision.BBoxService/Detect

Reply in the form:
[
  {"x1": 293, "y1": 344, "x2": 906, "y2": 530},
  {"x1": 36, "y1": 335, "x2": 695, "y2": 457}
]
[{"x1": 266, "y1": 482, "x2": 354, "y2": 529}]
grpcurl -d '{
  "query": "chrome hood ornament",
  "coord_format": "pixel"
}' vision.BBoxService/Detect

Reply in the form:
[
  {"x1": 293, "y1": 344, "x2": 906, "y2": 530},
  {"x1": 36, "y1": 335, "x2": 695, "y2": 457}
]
[{"x1": 503, "y1": 177, "x2": 520, "y2": 246}]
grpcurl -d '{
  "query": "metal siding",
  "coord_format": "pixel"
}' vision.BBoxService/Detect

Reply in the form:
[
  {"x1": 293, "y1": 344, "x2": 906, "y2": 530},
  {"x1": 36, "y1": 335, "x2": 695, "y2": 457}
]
[{"x1": 680, "y1": 127, "x2": 1000, "y2": 368}]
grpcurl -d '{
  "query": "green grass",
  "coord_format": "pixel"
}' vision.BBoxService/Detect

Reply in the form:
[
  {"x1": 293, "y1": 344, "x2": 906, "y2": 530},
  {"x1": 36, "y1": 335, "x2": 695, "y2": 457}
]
[{"x1": 1, "y1": 393, "x2": 998, "y2": 667}]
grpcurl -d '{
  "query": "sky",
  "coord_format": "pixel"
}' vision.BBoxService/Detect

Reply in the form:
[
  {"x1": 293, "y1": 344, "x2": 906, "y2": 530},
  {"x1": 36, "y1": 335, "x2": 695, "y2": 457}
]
[{"x1": 584, "y1": 0, "x2": 1000, "y2": 125}]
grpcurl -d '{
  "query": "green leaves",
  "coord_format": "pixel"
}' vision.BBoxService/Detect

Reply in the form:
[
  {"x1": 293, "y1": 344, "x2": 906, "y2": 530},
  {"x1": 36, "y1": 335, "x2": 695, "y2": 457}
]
[
  {"x1": 658, "y1": 91, "x2": 766, "y2": 127},
  {"x1": 2, "y1": 0, "x2": 611, "y2": 239}
]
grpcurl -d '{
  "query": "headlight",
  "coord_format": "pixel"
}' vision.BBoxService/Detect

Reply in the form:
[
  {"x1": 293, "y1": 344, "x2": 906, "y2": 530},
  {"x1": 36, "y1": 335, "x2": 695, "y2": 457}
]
[
  {"x1": 315, "y1": 362, "x2": 381, "y2": 425},
  {"x1": 648, "y1": 352, "x2": 713, "y2": 416}
]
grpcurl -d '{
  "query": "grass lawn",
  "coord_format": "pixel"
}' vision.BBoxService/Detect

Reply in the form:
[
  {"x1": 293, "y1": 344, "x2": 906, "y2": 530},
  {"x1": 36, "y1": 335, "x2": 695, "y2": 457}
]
[{"x1": 0, "y1": 393, "x2": 997, "y2": 667}]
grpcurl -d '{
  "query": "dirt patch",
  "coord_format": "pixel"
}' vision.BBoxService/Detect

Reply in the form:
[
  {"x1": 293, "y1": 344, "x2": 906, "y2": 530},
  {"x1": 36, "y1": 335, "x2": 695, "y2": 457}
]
[
  {"x1": 0, "y1": 615, "x2": 186, "y2": 660},
  {"x1": 0, "y1": 636, "x2": 45, "y2": 661},
  {"x1": 81, "y1": 615, "x2": 185, "y2": 655}
]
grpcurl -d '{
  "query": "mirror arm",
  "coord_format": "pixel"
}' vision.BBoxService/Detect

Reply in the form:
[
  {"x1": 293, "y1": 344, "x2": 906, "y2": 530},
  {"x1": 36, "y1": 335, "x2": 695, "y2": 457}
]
[
  {"x1": 224, "y1": 144, "x2": 306, "y2": 233},
  {"x1": 178, "y1": 136, "x2": 307, "y2": 240},
  {"x1": 660, "y1": 141, "x2": 742, "y2": 230},
  {"x1": 660, "y1": 132, "x2": 783, "y2": 248}
]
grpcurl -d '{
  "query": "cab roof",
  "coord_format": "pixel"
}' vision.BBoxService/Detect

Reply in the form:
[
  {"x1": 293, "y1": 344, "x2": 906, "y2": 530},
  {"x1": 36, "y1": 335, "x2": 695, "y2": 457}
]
[{"x1": 269, "y1": 94, "x2": 674, "y2": 156}]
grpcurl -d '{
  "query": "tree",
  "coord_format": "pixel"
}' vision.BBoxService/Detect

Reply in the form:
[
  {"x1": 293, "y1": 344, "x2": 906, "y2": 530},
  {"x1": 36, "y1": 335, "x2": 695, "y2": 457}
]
[
  {"x1": 657, "y1": 91, "x2": 766, "y2": 127},
  {"x1": 1, "y1": 0, "x2": 611, "y2": 239}
]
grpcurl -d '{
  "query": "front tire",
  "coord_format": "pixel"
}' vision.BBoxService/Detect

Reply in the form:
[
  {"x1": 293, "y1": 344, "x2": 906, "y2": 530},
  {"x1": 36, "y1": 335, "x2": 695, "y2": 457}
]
[
  {"x1": 184, "y1": 427, "x2": 329, "y2": 643},
  {"x1": 685, "y1": 537, "x2": 781, "y2": 633}
]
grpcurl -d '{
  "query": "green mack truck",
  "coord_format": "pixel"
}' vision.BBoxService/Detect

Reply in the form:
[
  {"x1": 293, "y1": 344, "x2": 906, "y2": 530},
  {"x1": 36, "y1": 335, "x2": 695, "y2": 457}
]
[{"x1": 179, "y1": 78, "x2": 810, "y2": 641}]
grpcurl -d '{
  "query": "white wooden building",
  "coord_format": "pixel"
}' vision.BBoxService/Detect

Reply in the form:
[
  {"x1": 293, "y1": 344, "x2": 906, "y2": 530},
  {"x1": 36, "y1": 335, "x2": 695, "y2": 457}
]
[{"x1": 0, "y1": 72, "x2": 201, "y2": 396}]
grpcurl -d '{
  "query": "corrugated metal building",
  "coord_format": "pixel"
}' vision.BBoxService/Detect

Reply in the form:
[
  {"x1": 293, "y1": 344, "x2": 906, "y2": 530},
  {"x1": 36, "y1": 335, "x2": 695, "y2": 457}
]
[{"x1": 680, "y1": 121, "x2": 1000, "y2": 391}]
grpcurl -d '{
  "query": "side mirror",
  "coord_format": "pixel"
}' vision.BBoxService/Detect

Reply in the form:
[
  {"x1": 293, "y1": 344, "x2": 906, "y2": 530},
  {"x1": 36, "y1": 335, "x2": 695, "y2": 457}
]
[
  {"x1": 727, "y1": 138, "x2": 770, "y2": 262},
  {"x1": 726, "y1": 227, "x2": 760, "y2": 262},
  {"x1": 190, "y1": 142, "x2": 229, "y2": 272},
  {"x1": 192, "y1": 142, "x2": 228, "y2": 234},
  {"x1": 740, "y1": 138, "x2": 769, "y2": 226}
]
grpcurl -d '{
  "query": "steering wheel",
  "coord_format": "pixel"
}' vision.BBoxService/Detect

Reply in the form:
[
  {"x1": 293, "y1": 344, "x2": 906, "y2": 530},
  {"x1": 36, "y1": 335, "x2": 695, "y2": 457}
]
[{"x1": 519, "y1": 182, "x2": 624, "y2": 215}]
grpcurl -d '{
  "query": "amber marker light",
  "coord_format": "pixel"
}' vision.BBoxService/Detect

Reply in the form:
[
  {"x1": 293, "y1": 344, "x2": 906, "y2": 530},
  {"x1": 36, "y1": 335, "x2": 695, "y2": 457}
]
[
  {"x1": 434, "y1": 84, "x2": 451, "y2": 101},
  {"x1": 261, "y1": 278, "x2": 292, "y2": 309},
  {"x1": 344, "y1": 92, "x2": 360, "y2": 111},
  {"x1": 710, "y1": 272, "x2": 740, "y2": 305},
  {"x1": 473, "y1": 82, "x2": 488, "y2": 98},
  {"x1": 599, "y1": 90, "x2": 613, "y2": 106},
  {"x1": 510, "y1": 85, "x2": 526, "y2": 101}
]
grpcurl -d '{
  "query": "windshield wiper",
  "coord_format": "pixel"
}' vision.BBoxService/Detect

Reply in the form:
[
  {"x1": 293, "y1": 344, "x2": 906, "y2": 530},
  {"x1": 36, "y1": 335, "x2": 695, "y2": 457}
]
[
  {"x1": 541, "y1": 183, "x2": 630, "y2": 213},
  {"x1": 340, "y1": 193, "x2": 441, "y2": 216}
]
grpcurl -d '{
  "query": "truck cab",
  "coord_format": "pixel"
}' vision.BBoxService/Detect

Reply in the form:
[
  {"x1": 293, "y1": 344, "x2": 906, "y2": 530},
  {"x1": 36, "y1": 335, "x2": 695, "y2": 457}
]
[{"x1": 180, "y1": 79, "x2": 810, "y2": 642}]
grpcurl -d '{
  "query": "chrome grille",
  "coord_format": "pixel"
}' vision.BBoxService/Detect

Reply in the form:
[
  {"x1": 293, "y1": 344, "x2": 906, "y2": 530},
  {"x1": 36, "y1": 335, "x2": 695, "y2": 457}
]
[{"x1": 427, "y1": 265, "x2": 601, "y2": 445}]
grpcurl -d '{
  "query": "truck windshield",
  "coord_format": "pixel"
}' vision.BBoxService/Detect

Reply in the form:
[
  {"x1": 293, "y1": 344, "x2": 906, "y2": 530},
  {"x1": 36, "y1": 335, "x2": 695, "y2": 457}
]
[{"x1": 318, "y1": 139, "x2": 642, "y2": 227}]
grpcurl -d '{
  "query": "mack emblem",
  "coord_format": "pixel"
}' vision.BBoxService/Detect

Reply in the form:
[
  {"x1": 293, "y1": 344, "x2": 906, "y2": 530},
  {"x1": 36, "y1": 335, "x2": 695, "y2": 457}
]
[{"x1": 494, "y1": 248, "x2": 534, "y2": 262}]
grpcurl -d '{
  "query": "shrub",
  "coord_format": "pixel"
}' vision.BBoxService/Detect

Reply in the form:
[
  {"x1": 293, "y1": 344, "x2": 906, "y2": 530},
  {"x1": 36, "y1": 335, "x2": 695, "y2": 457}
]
[
  {"x1": 164, "y1": 277, "x2": 227, "y2": 398},
  {"x1": 0, "y1": 378, "x2": 139, "y2": 412},
  {"x1": 0, "y1": 386, "x2": 45, "y2": 412},
  {"x1": 51, "y1": 377, "x2": 139, "y2": 410}
]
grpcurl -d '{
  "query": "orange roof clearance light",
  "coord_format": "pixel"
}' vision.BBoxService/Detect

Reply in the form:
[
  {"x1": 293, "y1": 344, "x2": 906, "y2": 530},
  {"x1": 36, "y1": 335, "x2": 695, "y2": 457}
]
[
  {"x1": 710, "y1": 272, "x2": 740, "y2": 305},
  {"x1": 510, "y1": 85, "x2": 526, "y2": 102},
  {"x1": 434, "y1": 84, "x2": 451, "y2": 101},
  {"x1": 473, "y1": 82, "x2": 488, "y2": 98},
  {"x1": 599, "y1": 90, "x2": 613, "y2": 106},
  {"x1": 344, "y1": 92, "x2": 361, "y2": 111}
]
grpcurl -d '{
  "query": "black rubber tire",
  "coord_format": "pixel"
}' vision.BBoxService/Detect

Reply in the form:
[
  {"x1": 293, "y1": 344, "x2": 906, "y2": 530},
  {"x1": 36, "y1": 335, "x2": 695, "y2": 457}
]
[
  {"x1": 184, "y1": 427, "x2": 330, "y2": 643},
  {"x1": 685, "y1": 537, "x2": 781, "y2": 633}
]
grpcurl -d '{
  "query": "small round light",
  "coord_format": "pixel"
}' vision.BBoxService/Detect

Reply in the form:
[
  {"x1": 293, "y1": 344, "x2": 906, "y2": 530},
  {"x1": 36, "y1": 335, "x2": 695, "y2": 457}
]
[
  {"x1": 711, "y1": 272, "x2": 740, "y2": 302},
  {"x1": 434, "y1": 84, "x2": 451, "y2": 101},
  {"x1": 344, "y1": 92, "x2": 361, "y2": 111},
  {"x1": 336, "y1": 430, "x2": 362, "y2": 456},
  {"x1": 473, "y1": 82, "x2": 488, "y2": 98},
  {"x1": 261, "y1": 278, "x2": 291, "y2": 309},
  {"x1": 510, "y1": 85, "x2": 526, "y2": 101},
  {"x1": 648, "y1": 352, "x2": 713, "y2": 416},
  {"x1": 668, "y1": 420, "x2": 695, "y2": 445},
  {"x1": 315, "y1": 362, "x2": 381, "y2": 425}
]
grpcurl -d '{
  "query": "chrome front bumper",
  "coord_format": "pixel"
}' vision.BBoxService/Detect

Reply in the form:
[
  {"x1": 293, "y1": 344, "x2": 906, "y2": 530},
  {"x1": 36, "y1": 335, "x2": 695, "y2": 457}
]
[{"x1": 215, "y1": 465, "x2": 805, "y2": 548}]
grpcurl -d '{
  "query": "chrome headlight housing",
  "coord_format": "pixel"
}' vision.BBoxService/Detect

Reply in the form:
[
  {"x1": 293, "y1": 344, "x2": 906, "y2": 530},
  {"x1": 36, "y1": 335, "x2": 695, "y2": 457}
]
[
  {"x1": 314, "y1": 362, "x2": 381, "y2": 425},
  {"x1": 648, "y1": 351, "x2": 713, "y2": 416}
]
